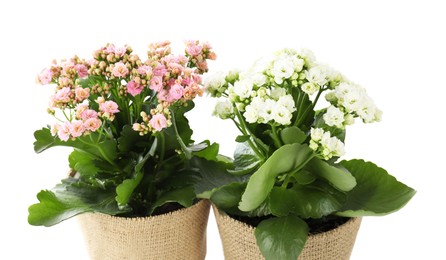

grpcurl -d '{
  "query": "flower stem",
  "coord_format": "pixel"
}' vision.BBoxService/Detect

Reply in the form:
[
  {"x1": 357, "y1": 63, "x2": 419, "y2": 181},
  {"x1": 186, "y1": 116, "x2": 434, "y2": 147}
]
[
  {"x1": 170, "y1": 109, "x2": 192, "y2": 160},
  {"x1": 234, "y1": 108, "x2": 266, "y2": 161}
]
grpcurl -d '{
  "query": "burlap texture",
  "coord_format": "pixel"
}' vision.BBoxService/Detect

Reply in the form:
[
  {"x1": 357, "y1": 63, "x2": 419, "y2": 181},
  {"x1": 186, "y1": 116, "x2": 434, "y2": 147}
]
[
  {"x1": 213, "y1": 205, "x2": 361, "y2": 260},
  {"x1": 78, "y1": 200, "x2": 211, "y2": 260}
]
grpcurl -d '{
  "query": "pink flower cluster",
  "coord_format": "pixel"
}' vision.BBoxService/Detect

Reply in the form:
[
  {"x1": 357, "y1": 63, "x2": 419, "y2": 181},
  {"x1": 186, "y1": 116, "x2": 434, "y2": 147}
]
[
  {"x1": 37, "y1": 40, "x2": 216, "y2": 141},
  {"x1": 51, "y1": 98, "x2": 120, "y2": 141}
]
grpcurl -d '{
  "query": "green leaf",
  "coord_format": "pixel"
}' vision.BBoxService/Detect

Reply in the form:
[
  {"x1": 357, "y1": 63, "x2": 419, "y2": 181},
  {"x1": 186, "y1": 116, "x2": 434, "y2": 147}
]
[
  {"x1": 292, "y1": 88, "x2": 315, "y2": 131},
  {"x1": 115, "y1": 172, "x2": 144, "y2": 206},
  {"x1": 306, "y1": 157, "x2": 356, "y2": 191},
  {"x1": 192, "y1": 141, "x2": 220, "y2": 161},
  {"x1": 228, "y1": 142, "x2": 261, "y2": 175},
  {"x1": 268, "y1": 183, "x2": 345, "y2": 218},
  {"x1": 33, "y1": 128, "x2": 118, "y2": 164},
  {"x1": 235, "y1": 135, "x2": 250, "y2": 143},
  {"x1": 28, "y1": 179, "x2": 127, "y2": 227},
  {"x1": 280, "y1": 126, "x2": 307, "y2": 144},
  {"x1": 117, "y1": 125, "x2": 148, "y2": 154},
  {"x1": 191, "y1": 157, "x2": 249, "y2": 199},
  {"x1": 210, "y1": 182, "x2": 246, "y2": 215},
  {"x1": 68, "y1": 150, "x2": 99, "y2": 178},
  {"x1": 255, "y1": 216, "x2": 309, "y2": 260},
  {"x1": 149, "y1": 186, "x2": 195, "y2": 214},
  {"x1": 239, "y1": 143, "x2": 314, "y2": 212},
  {"x1": 336, "y1": 159, "x2": 416, "y2": 216}
]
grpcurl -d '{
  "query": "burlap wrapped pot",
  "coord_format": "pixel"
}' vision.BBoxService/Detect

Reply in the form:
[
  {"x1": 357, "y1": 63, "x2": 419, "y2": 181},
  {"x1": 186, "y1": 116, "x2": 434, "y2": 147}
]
[
  {"x1": 78, "y1": 200, "x2": 211, "y2": 260},
  {"x1": 213, "y1": 205, "x2": 361, "y2": 260}
]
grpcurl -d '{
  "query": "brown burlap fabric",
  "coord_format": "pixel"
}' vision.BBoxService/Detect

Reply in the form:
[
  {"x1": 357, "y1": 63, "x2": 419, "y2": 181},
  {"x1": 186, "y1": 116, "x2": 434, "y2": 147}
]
[
  {"x1": 213, "y1": 205, "x2": 361, "y2": 260},
  {"x1": 78, "y1": 200, "x2": 211, "y2": 260}
]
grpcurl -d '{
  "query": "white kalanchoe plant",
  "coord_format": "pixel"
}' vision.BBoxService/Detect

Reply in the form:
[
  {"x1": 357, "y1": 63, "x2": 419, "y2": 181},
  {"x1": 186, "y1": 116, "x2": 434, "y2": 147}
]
[{"x1": 203, "y1": 48, "x2": 415, "y2": 260}]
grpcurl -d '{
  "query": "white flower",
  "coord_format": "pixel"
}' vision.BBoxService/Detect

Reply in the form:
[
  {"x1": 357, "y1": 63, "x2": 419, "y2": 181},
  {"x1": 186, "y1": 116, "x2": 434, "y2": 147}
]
[
  {"x1": 310, "y1": 128, "x2": 325, "y2": 142},
  {"x1": 320, "y1": 132, "x2": 345, "y2": 159},
  {"x1": 213, "y1": 100, "x2": 234, "y2": 119},
  {"x1": 272, "y1": 105, "x2": 293, "y2": 125},
  {"x1": 301, "y1": 82, "x2": 320, "y2": 95},
  {"x1": 277, "y1": 95, "x2": 296, "y2": 112},
  {"x1": 243, "y1": 97, "x2": 263, "y2": 123},
  {"x1": 204, "y1": 71, "x2": 227, "y2": 96},
  {"x1": 257, "y1": 98, "x2": 275, "y2": 123},
  {"x1": 299, "y1": 48, "x2": 316, "y2": 67},
  {"x1": 309, "y1": 128, "x2": 345, "y2": 160},
  {"x1": 233, "y1": 79, "x2": 253, "y2": 100},
  {"x1": 357, "y1": 99, "x2": 382, "y2": 123},
  {"x1": 323, "y1": 106, "x2": 345, "y2": 128},
  {"x1": 250, "y1": 73, "x2": 267, "y2": 87},
  {"x1": 270, "y1": 87, "x2": 286, "y2": 100},
  {"x1": 271, "y1": 56, "x2": 295, "y2": 84},
  {"x1": 305, "y1": 64, "x2": 331, "y2": 86}
]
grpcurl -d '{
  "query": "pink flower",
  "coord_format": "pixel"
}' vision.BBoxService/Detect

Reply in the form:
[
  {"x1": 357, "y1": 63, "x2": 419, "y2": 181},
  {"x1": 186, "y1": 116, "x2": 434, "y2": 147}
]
[
  {"x1": 157, "y1": 89, "x2": 169, "y2": 102},
  {"x1": 149, "y1": 113, "x2": 168, "y2": 132},
  {"x1": 37, "y1": 69, "x2": 53, "y2": 85},
  {"x1": 153, "y1": 63, "x2": 167, "y2": 77},
  {"x1": 84, "y1": 118, "x2": 102, "y2": 132},
  {"x1": 57, "y1": 122, "x2": 71, "y2": 141},
  {"x1": 112, "y1": 62, "x2": 129, "y2": 77},
  {"x1": 185, "y1": 40, "x2": 203, "y2": 56},
  {"x1": 99, "y1": 100, "x2": 120, "y2": 114},
  {"x1": 55, "y1": 87, "x2": 72, "y2": 103},
  {"x1": 149, "y1": 76, "x2": 164, "y2": 92},
  {"x1": 75, "y1": 87, "x2": 90, "y2": 101},
  {"x1": 61, "y1": 60, "x2": 75, "y2": 75},
  {"x1": 81, "y1": 109, "x2": 98, "y2": 120},
  {"x1": 137, "y1": 65, "x2": 152, "y2": 76},
  {"x1": 126, "y1": 80, "x2": 144, "y2": 96},
  {"x1": 168, "y1": 84, "x2": 184, "y2": 100},
  {"x1": 106, "y1": 44, "x2": 115, "y2": 54},
  {"x1": 69, "y1": 120, "x2": 85, "y2": 138},
  {"x1": 114, "y1": 46, "x2": 127, "y2": 57},
  {"x1": 75, "y1": 64, "x2": 89, "y2": 78}
]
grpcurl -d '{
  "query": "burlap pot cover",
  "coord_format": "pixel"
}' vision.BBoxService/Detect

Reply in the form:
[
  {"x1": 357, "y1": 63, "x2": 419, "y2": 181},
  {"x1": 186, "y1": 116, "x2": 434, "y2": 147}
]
[
  {"x1": 78, "y1": 200, "x2": 211, "y2": 260},
  {"x1": 213, "y1": 205, "x2": 361, "y2": 260}
]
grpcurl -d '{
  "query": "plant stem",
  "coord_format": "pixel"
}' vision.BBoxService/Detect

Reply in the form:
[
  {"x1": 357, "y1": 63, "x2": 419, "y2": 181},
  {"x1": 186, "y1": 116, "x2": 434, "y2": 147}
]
[
  {"x1": 170, "y1": 109, "x2": 192, "y2": 160},
  {"x1": 270, "y1": 124, "x2": 283, "y2": 149},
  {"x1": 234, "y1": 108, "x2": 266, "y2": 161}
]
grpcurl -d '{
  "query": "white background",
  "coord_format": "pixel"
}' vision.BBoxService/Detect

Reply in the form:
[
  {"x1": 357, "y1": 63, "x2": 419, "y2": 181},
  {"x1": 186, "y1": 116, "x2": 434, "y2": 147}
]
[{"x1": 1, "y1": 0, "x2": 444, "y2": 259}]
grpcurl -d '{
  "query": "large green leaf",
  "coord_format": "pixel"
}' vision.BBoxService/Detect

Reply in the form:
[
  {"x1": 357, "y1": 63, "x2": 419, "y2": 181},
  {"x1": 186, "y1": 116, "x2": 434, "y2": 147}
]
[
  {"x1": 210, "y1": 182, "x2": 246, "y2": 215},
  {"x1": 28, "y1": 179, "x2": 127, "y2": 227},
  {"x1": 255, "y1": 216, "x2": 309, "y2": 260},
  {"x1": 34, "y1": 128, "x2": 118, "y2": 164},
  {"x1": 280, "y1": 126, "x2": 307, "y2": 145},
  {"x1": 115, "y1": 171, "x2": 144, "y2": 206},
  {"x1": 228, "y1": 142, "x2": 261, "y2": 175},
  {"x1": 336, "y1": 159, "x2": 416, "y2": 216},
  {"x1": 191, "y1": 157, "x2": 249, "y2": 199},
  {"x1": 149, "y1": 186, "x2": 195, "y2": 214},
  {"x1": 306, "y1": 157, "x2": 356, "y2": 191},
  {"x1": 239, "y1": 143, "x2": 314, "y2": 212},
  {"x1": 68, "y1": 150, "x2": 99, "y2": 178},
  {"x1": 268, "y1": 183, "x2": 345, "y2": 218}
]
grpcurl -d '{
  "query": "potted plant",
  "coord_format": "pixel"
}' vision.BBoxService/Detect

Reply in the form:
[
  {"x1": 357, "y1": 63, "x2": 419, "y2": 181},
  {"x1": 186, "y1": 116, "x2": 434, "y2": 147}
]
[
  {"x1": 203, "y1": 48, "x2": 416, "y2": 260},
  {"x1": 28, "y1": 40, "x2": 219, "y2": 260}
]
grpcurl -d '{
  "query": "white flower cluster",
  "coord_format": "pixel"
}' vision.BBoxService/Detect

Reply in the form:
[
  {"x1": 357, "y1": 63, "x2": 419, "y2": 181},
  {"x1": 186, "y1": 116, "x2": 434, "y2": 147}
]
[
  {"x1": 309, "y1": 128, "x2": 345, "y2": 160},
  {"x1": 213, "y1": 100, "x2": 234, "y2": 119},
  {"x1": 203, "y1": 71, "x2": 228, "y2": 97},
  {"x1": 325, "y1": 82, "x2": 382, "y2": 124},
  {"x1": 243, "y1": 94, "x2": 296, "y2": 125}
]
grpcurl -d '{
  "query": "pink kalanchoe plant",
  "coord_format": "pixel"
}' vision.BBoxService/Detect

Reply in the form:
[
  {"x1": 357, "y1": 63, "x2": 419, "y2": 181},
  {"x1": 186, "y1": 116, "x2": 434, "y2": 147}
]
[{"x1": 29, "y1": 41, "x2": 220, "y2": 226}]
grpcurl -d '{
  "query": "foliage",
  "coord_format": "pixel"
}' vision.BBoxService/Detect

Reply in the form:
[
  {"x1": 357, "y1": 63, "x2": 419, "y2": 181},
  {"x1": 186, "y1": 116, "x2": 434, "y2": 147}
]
[
  {"x1": 29, "y1": 41, "x2": 221, "y2": 226},
  {"x1": 204, "y1": 48, "x2": 416, "y2": 260}
]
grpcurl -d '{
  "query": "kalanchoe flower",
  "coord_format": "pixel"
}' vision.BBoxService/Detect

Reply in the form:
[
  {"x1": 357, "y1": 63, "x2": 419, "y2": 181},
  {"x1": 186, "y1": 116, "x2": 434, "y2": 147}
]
[{"x1": 29, "y1": 40, "x2": 219, "y2": 229}]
